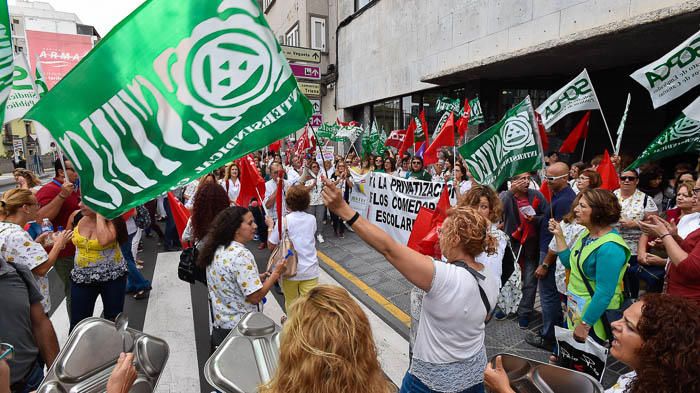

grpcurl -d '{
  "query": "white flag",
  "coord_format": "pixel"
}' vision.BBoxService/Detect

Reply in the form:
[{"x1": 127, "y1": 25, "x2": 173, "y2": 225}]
[
  {"x1": 631, "y1": 29, "x2": 700, "y2": 109},
  {"x1": 4, "y1": 54, "x2": 39, "y2": 124},
  {"x1": 683, "y1": 95, "x2": 700, "y2": 122},
  {"x1": 536, "y1": 69, "x2": 600, "y2": 129}
]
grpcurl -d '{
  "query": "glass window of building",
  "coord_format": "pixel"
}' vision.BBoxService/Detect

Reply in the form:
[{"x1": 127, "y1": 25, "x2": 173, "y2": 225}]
[
  {"x1": 421, "y1": 89, "x2": 460, "y2": 137},
  {"x1": 286, "y1": 23, "x2": 299, "y2": 47},
  {"x1": 401, "y1": 94, "x2": 422, "y2": 130},
  {"x1": 310, "y1": 17, "x2": 327, "y2": 52},
  {"x1": 355, "y1": 0, "x2": 372, "y2": 12},
  {"x1": 373, "y1": 98, "x2": 401, "y2": 136}
]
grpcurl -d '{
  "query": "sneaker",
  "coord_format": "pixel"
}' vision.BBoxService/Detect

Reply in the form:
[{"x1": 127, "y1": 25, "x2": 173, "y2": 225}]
[
  {"x1": 493, "y1": 309, "x2": 507, "y2": 321},
  {"x1": 525, "y1": 332, "x2": 555, "y2": 351},
  {"x1": 317, "y1": 234, "x2": 325, "y2": 243},
  {"x1": 518, "y1": 316, "x2": 529, "y2": 330}
]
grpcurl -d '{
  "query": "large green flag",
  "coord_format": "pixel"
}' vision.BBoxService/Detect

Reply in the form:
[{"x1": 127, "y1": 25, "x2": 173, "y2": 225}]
[
  {"x1": 435, "y1": 96, "x2": 484, "y2": 125},
  {"x1": 26, "y1": 0, "x2": 313, "y2": 218},
  {"x1": 316, "y1": 122, "x2": 337, "y2": 140},
  {"x1": 458, "y1": 97, "x2": 543, "y2": 188},
  {"x1": 626, "y1": 98, "x2": 700, "y2": 171},
  {"x1": 0, "y1": 1, "x2": 13, "y2": 123}
]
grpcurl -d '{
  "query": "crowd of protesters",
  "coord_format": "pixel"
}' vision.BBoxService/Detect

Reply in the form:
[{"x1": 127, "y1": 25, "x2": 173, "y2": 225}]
[{"x1": 1, "y1": 145, "x2": 699, "y2": 393}]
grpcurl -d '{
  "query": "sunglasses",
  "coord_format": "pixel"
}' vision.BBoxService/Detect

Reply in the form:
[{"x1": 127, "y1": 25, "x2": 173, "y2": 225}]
[
  {"x1": 620, "y1": 176, "x2": 638, "y2": 181},
  {"x1": 411, "y1": 161, "x2": 421, "y2": 164},
  {"x1": 544, "y1": 174, "x2": 568, "y2": 181}
]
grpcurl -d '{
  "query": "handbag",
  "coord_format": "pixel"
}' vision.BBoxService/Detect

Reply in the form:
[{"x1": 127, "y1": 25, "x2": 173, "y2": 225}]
[
  {"x1": 575, "y1": 243, "x2": 633, "y2": 345},
  {"x1": 178, "y1": 242, "x2": 206, "y2": 284},
  {"x1": 266, "y1": 217, "x2": 298, "y2": 278}
]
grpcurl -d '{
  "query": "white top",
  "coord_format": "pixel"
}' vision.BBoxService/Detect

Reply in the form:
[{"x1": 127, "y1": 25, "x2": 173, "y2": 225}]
[
  {"x1": 219, "y1": 178, "x2": 241, "y2": 204},
  {"x1": 268, "y1": 212, "x2": 319, "y2": 281},
  {"x1": 183, "y1": 180, "x2": 199, "y2": 202},
  {"x1": 0, "y1": 222, "x2": 50, "y2": 312},
  {"x1": 459, "y1": 180, "x2": 472, "y2": 194},
  {"x1": 413, "y1": 259, "x2": 499, "y2": 363},
  {"x1": 304, "y1": 171, "x2": 324, "y2": 206},
  {"x1": 677, "y1": 212, "x2": 700, "y2": 240},
  {"x1": 475, "y1": 225, "x2": 507, "y2": 286},
  {"x1": 285, "y1": 166, "x2": 302, "y2": 185},
  {"x1": 125, "y1": 216, "x2": 137, "y2": 235},
  {"x1": 606, "y1": 371, "x2": 636, "y2": 393},
  {"x1": 264, "y1": 179, "x2": 290, "y2": 219}
]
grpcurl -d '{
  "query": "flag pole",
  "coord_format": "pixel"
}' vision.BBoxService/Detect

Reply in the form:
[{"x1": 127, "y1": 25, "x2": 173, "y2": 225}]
[
  {"x1": 307, "y1": 121, "x2": 330, "y2": 179},
  {"x1": 580, "y1": 137, "x2": 587, "y2": 162},
  {"x1": 589, "y1": 83, "x2": 616, "y2": 151}
]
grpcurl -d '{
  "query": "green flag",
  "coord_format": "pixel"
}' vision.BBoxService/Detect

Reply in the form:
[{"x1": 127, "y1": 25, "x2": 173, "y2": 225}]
[
  {"x1": 0, "y1": 1, "x2": 13, "y2": 123},
  {"x1": 316, "y1": 122, "x2": 337, "y2": 140},
  {"x1": 458, "y1": 97, "x2": 543, "y2": 188},
  {"x1": 26, "y1": 0, "x2": 313, "y2": 218},
  {"x1": 5, "y1": 54, "x2": 39, "y2": 123},
  {"x1": 34, "y1": 57, "x2": 48, "y2": 98},
  {"x1": 468, "y1": 97, "x2": 484, "y2": 125},
  {"x1": 361, "y1": 121, "x2": 375, "y2": 155},
  {"x1": 626, "y1": 101, "x2": 700, "y2": 171},
  {"x1": 373, "y1": 128, "x2": 387, "y2": 155}
]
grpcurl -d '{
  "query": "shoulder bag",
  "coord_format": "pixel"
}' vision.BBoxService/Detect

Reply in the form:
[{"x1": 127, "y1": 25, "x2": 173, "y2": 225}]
[
  {"x1": 178, "y1": 241, "x2": 206, "y2": 284},
  {"x1": 266, "y1": 217, "x2": 298, "y2": 278},
  {"x1": 454, "y1": 261, "x2": 493, "y2": 323}
]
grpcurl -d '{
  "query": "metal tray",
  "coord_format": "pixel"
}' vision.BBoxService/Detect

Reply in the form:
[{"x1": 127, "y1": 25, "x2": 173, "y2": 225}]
[
  {"x1": 37, "y1": 317, "x2": 169, "y2": 393},
  {"x1": 204, "y1": 312, "x2": 282, "y2": 393},
  {"x1": 491, "y1": 353, "x2": 604, "y2": 393}
]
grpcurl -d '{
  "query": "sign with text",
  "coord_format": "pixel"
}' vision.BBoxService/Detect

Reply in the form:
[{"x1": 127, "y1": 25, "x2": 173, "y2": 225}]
[
  {"x1": 299, "y1": 81, "x2": 321, "y2": 97},
  {"x1": 26, "y1": 30, "x2": 94, "y2": 90},
  {"x1": 290, "y1": 63, "x2": 320, "y2": 80},
  {"x1": 281, "y1": 45, "x2": 321, "y2": 63},
  {"x1": 310, "y1": 113, "x2": 322, "y2": 127}
]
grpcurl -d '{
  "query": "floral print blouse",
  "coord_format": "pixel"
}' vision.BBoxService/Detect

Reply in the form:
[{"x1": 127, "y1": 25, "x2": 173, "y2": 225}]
[
  {"x1": 206, "y1": 241, "x2": 263, "y2": 329},
  {"x1": 0, "y1": 222, "x2": 50, "y2": 312}
]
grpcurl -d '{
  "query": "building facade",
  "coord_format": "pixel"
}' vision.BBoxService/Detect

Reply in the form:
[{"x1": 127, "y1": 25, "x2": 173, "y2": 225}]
[
  {"x1": 261, "y1": 0, "x2": 343, "y2": 151},
  {"x1": 334, "y1": 0, "x2": 700, "y2": 165},
  {"x1": 2, "y1": 1, "x2": 99, "y2": 165}
]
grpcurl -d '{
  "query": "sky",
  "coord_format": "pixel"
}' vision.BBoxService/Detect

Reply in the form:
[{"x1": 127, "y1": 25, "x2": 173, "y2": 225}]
[{"x1": 10, "y1": 0, "x2": 145, "y2": 35}]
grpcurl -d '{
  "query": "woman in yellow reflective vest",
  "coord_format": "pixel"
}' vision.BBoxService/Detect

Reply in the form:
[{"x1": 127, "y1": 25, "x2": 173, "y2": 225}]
[{"x1": 549, "y1": 189, "x2": 630, "y2": 344}]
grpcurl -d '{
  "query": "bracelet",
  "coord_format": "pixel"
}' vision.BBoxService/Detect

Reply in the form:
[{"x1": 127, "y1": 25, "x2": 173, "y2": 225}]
[
  {"x1": 660, "y1": 233, "x2": 672, "y2": 239},
  {"x1": 346, "y1": 211, "x2": 360, "y2": 227},
  {"x1": 541, "y1": 263, "x2": 549, "y2": 269}
]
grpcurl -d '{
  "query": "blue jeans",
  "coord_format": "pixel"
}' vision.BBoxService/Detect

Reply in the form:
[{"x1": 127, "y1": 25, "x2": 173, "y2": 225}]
[
  {"x1": 15, "y1": 359, "x2": 43, "y2": 393},
  {"x1": 70, "y1": 275, "x2": 127, "y2": 331},
  {"x1": 399, "y1": 372, "x2": 484, "y2": 393},
  {"x1": 538, "y1": 251, "x2": 563, "y2": 340},
  {"x1": 121, "y1": 232, "x2": 151, "y2": 293},
  {"x1": 162, "y1": 197, "x2": 180, "y2": 249}
]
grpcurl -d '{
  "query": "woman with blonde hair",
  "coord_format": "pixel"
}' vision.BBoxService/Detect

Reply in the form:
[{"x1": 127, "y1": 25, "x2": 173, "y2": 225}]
[
  {"x1": 0, "y1": 189, "x2": 73, "y2": 313},
  {"x1": 13, "y1": 169, "x2": 41, "y2": 191},
  {"x1": 259, "y1": 285, "x2": 392, "y2": 393},
  {"x1": 322, "y1": 178, "x2": 499, "y2": 393}
]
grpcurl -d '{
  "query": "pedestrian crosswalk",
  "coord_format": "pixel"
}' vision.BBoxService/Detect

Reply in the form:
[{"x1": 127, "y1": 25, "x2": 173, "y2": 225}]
[{"x1": 48, "y1": 248, "x2": 409, "y2": 392}]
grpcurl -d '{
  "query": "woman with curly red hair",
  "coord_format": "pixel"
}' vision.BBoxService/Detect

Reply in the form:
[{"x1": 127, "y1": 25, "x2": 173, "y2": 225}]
[
  {"x1": 485, "y1": 293, "x2": 700, "y2": 393},
  {"x1": 322, "y1": 178, "x2": 499, "y2": 393}
]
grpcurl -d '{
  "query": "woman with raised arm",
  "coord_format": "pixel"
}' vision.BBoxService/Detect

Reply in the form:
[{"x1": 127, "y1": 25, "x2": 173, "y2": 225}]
[{"x1": 322, "y1": 178, "x2": 499, "y2": 393}]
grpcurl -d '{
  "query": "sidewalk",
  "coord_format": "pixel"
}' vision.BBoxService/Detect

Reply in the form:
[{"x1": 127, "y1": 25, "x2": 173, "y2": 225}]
[
  {"x1": 0, "y1": 168, "x2": 55, "y2": 188},
  {"x1": 316, "y1": 221, "x2": 628, "y2": 388}
]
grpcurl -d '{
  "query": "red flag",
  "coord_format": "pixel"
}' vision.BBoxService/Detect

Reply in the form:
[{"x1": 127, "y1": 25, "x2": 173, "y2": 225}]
[
  {"x1": 167, "y1": 192, "x2": 191, "y2": 247},
  {"x1": 294, "y1": 129, "x2": 310, "y2": 157},
  {"x1": 534, "y1": 111, "x2": 549, "y2": 152},
  {"x1": 269, "y1": 140, "x2": 281, "y2": 152},
  {"x1": 407, "y1": 206, "x2": 436, "y2": 255},
  {"x1": 456, "y1": 99, "x2": 472, "y2": 137},
  {"x1": 512, "y1": 197, "x2": 541, "y2": 245},
  {"x1": 337, "y1": 118, "x2": 359, "y2": 127},
  {"x1": 539, "y1": 180, "x2": 552, "y2": 202},
  {"x1": 423, "y1": 113, "x2": 455, "y2": 166},
  {"x1": 596, "y1": 150, "x2": 620, "y2": 191},
  {"x1": 416, "y1": 110, "x2": 429, "y2": 150},
  {"x1": 559, "y1": 111, "x2": 590, "y2": 154},
  {"x1": 398, "y1": 117, "x2": 416, "y2": 158},
  {"x1": 419, "y1": 185, "x2": 452, "y2": 258},
  {"x1": 236, "y1": 154, "x2": 266, "y2": 206},
  {"x1": 385, "y1": 129, "x2": 407, "y2": 149}
]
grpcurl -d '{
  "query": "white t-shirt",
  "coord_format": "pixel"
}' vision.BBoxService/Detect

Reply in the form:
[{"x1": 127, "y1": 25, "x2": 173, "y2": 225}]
[
  {"x1": 413, "y1": 259, "x2": 499, "y2": 363},
  {"x1": 606, "y1": 371, "x2": 636, "y2": 393},
  {"x1": 268, "y1": 212, "x2": 319, "y2": 281},
  {"x1": 219, "y1": 178, "x2": 241, "y2": 204},
  {"x1": 285, "y1": 166, "x2": 302, "y2": 185},
  {"x1": 677, "y1": 212, "x2": 700, "y2": 240},
  {"x1": 264, "y1": 179, "x2": 290, "y2": 220},
  {"x1": 475, "y1": 225, "x2": 507, "y2": 286}
]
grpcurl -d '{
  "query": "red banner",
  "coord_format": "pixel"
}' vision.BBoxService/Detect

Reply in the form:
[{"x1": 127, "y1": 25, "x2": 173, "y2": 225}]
[{"x1": 26, "y1": 30, "x2": 94, "y2": 90}]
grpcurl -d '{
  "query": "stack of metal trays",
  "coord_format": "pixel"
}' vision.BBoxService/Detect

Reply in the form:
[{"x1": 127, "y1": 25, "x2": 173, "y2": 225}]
[
  {"x1": 204, "y1": 312, "x2": 282, "y2": 393},
  {"x1": 37, "y1": 317, "x2": 169, "y2": 393},
  {"x1": 491, "y1": 353, "x2": 605, "y2": 393}
]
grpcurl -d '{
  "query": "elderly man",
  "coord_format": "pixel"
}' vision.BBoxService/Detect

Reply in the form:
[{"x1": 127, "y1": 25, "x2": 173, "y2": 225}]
[{"x1": 526, "y1": 162, "x2": 577, "y2": 351}]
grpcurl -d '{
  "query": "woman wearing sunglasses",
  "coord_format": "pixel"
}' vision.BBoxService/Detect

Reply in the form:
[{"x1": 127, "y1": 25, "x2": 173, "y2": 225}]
[{"x1": 614, "y1": 169, "x2": 658, "y2": 298}]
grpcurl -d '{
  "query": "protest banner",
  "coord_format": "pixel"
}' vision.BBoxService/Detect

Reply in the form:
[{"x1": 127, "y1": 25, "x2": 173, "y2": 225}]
[
  {"x1": 348, "y1": 168, "x2": 371, "y2": 217},
  {"x1": 0, "y1": 1, "x2": 12, "y2": 124},
  {"x1": 316, "y1": 145, "x2": 334, "y2": 162},
  {"x1": 626, "y1": 97, "x2": 700, "y2": 170},
  {"x1": 26, "y1": 0, "x2": 313, "y2": 218},
  {"x1": 459, "y1": 96, "x2": 543, "y2": 189},
  {"x1": 364, "y1": 172, "x2": 456, "y2": 245},
  {"x1": 630, "y1": 29, "x2": 700, "y2": 108}
]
